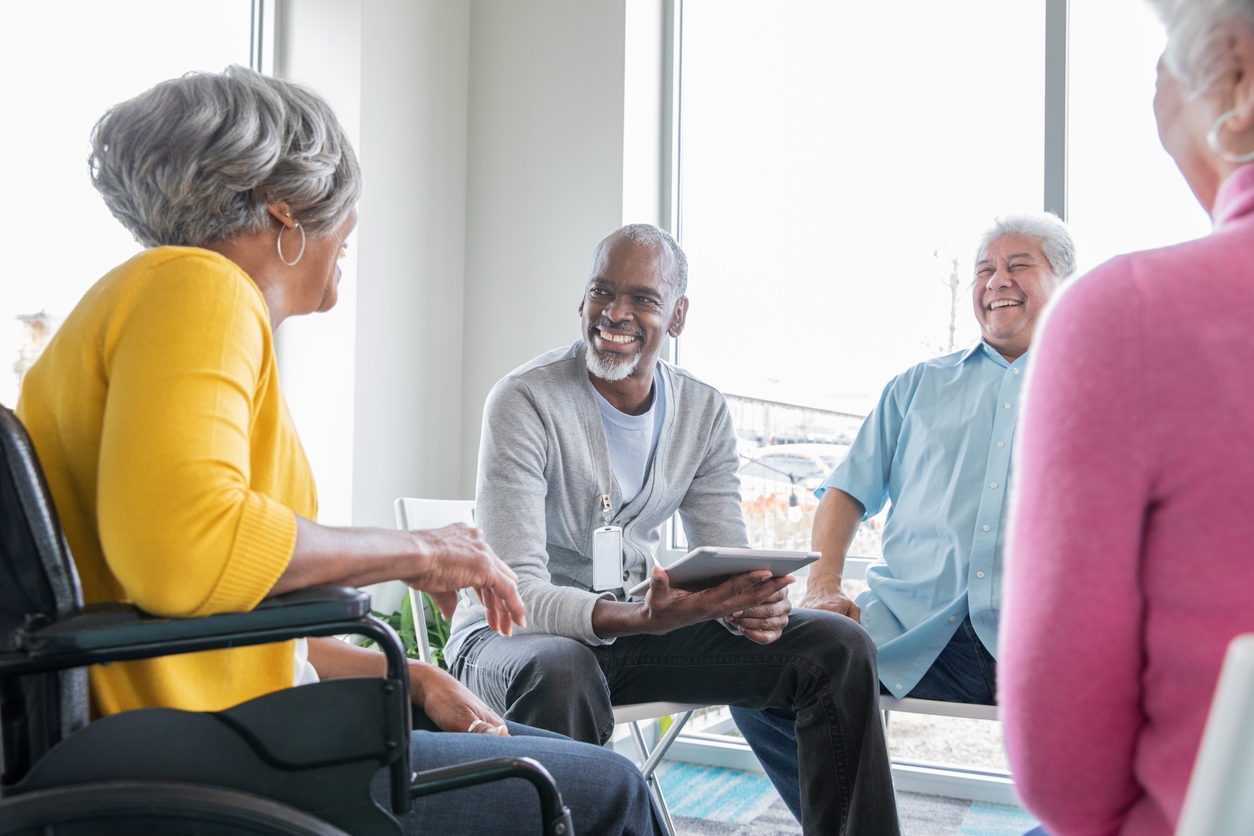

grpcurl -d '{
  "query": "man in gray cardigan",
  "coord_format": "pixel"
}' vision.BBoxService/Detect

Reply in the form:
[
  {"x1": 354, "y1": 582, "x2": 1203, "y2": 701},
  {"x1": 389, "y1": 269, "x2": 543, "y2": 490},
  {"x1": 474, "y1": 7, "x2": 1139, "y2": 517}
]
[{"x1": 446, "y1": 224, "x2": 898, "y2": 835}]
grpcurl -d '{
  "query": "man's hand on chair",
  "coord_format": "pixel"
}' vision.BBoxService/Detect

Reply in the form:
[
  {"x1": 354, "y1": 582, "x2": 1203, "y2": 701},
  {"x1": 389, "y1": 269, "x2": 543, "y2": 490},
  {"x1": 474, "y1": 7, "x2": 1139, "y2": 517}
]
[
  {"x1": 404, "y1": 523, "x2": 526, "y2": 636},
  {"x1": 799, "y1": 574, "x2": 861, "y2": 623},
  {"x1": 410, "y1": 662, "x2": 508, "y2": 736}
]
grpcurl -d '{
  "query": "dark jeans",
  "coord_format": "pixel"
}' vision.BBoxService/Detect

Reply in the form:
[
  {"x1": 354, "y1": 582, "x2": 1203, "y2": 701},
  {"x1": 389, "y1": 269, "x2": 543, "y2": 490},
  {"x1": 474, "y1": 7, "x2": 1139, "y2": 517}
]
[
  {"x1": 452, "y1": 609, "x2": 900, "y2": 836},
  {"x1": 371, "y1": 710, "x2": 665, "y2": 835},
  {"x1": 730, "y1": 614, "x2": 998, "y2": 823}
]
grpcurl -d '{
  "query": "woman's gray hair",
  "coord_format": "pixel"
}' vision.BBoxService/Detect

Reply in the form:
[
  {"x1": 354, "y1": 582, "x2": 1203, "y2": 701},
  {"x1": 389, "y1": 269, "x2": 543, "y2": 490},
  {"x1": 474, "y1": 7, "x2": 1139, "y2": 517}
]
[
  {"x1": 975, "y1": 213, "x2": 1076, "y2": 280},
  {"x1": 606, "y1": 223, "x2": 689, "y2": 297},
  {"x1": 1146, "y1": 0, "x2": 1254, "y2": 95},
  {"x1": 89, "y1": 65, "x2": 361, "y2": 248}
]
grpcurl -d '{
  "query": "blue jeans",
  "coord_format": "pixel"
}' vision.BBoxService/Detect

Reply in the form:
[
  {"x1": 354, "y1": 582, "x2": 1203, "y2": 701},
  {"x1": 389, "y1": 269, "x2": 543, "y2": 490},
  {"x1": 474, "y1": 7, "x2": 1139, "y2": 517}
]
[
  {"x1": 730, "y1": 614, "x2": 997, "y2": 822},
  {"x1": 371, "y1": 714, "x2": 665, "y2": 835},
  {"x1": 454, "y1": 610, "x2": 899, "y2": 836}
]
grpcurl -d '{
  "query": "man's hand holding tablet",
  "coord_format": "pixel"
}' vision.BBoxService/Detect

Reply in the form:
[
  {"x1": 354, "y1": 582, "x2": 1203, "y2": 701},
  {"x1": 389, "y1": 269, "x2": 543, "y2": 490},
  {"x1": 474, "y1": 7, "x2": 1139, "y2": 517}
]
[
  {"x1": 627, "y1": 547, "x2": 819, "y2": 596},
  {"x1": 591, "y1": 548, "x2": 817, "y2": 645}
]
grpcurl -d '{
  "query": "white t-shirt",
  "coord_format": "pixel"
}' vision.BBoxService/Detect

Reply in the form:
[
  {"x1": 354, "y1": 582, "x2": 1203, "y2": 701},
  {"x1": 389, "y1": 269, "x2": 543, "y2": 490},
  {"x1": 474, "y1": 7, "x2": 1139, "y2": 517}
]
[{"x1": 590, "y1": 365, "x2": 666, "y2": 505}]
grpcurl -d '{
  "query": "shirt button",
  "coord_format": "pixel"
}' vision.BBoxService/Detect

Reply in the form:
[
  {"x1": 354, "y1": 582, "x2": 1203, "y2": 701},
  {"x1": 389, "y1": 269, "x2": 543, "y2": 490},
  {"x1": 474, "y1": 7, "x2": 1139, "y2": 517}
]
[
  {"x1": 997, "y1": 441, "x2": 1005, "y2": 448},
  {"x1": 895, "y1": 684, "x2": 903, "y2": 690},
  {"x1": 1004, "y1": 403, "x2": 1012, "y2": 409},
  {"x1": 977, "y1": 571, "x2": 985, "y2": 578},
  {"x1": 990, "y1": 482, "x2": 998, "y2": 489},
  {"x1": 1013, "y1": 368, "x2": 1020, "y2": 375},
  {"x1": 950, "y1": 616, "x2": 956, "y2": 622},
  {"x1": 623, "y1": 570, "x2": 630, "y2": 580},
  {"x1": 983, "y1": 525, "x2": 991, "y2": 531}
]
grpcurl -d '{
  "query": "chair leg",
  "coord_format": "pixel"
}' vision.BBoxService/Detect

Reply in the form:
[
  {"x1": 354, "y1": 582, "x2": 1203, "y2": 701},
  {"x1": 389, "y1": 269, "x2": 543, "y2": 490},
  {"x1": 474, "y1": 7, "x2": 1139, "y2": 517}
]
[
  {"x1": 628, "y1": 720, "x2": 678, "y2": 836},
  {"x1": 648, "y1": 771, "x2": 679, "y2": 836}
]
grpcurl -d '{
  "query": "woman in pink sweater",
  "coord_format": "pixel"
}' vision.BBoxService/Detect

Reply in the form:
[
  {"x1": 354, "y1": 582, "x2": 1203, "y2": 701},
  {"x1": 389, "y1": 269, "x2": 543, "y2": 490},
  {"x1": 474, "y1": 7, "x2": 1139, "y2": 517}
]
[{"x1": 1002, "y1": 3, "x2": 1254, "y2": 835}]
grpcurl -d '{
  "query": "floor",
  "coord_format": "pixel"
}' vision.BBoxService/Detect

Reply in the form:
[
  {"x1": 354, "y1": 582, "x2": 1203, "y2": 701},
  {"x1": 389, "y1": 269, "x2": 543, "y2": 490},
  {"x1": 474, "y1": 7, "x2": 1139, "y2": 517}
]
[{"x1": 657, "y1": 763, "x2": 1040, "y2": 836}]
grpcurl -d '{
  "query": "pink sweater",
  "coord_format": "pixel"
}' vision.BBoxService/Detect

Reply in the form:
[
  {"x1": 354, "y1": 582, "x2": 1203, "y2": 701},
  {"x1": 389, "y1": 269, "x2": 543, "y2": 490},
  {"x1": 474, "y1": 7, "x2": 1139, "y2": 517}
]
[{"x1": 1002, "y1": 163, "x2": 1254, "y2": 836}]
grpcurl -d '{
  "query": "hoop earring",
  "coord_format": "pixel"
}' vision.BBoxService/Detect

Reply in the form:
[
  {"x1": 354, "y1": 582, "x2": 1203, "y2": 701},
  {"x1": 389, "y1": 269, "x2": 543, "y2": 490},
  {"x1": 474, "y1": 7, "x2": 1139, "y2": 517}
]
[
  {"x1": 277, "y1": 222, "x2": 306, "y2": 266},
  {"x1": 1207, "y1": 109, "x2": 1254, "y2": 163}
]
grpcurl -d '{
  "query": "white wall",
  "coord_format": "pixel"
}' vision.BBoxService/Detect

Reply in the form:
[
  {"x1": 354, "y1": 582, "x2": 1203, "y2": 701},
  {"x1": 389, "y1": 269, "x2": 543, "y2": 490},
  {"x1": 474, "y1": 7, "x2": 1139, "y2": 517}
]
[
  {"x1": 352, "y1": 0, "x2": 473, "y2": 527},
  {"x1": 273, "y1": 0, "x2": 363, "y2": 526},
  {"x1": 458, "y1": 0, "x2": 634, "y2": 493},
  {"x1": 277, "y1": 0, "x2": 668, "y2": 522}
]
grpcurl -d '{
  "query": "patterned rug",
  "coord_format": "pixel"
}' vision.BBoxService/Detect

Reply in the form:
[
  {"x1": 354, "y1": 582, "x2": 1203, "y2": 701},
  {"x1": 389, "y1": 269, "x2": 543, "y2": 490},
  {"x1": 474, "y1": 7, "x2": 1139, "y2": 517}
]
[{"x1": 657, "y1": 762, "x2": 1040, "y2": 836}]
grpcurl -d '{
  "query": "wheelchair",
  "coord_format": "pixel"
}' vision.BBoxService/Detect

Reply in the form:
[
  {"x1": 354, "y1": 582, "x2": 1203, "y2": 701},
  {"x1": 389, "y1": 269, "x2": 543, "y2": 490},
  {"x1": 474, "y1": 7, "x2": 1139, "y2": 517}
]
[{"x1": 0, "y1": 404, "x2": 575, "y2": 836}]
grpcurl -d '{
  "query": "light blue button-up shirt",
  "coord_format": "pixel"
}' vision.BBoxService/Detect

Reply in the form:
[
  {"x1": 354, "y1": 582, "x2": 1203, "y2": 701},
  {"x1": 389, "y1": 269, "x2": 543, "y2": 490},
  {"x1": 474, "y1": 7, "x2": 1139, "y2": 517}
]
[{"x1": 814, "y1": 341, "x2": 1024, "y2": 696}]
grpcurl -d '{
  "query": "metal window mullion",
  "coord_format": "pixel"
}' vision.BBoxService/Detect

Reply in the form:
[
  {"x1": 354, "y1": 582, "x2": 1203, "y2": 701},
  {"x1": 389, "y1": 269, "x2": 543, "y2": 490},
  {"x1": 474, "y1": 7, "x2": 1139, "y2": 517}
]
[{"x1": 1044, "y1": 0, "x2": 1069, "y2": 221}]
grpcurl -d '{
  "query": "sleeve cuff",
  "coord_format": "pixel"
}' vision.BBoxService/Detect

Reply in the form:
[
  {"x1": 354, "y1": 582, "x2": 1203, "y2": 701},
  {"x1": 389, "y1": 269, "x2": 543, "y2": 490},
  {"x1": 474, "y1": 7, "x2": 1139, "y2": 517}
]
[{"x1": 194, "y1": 493, "x2": 296, "y2": 615}]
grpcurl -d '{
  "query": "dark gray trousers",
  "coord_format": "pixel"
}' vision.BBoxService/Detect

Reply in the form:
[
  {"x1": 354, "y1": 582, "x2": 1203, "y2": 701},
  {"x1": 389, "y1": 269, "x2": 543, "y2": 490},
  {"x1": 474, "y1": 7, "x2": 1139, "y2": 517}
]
[{"x1": 451, "y1": 609, "x2": 900, "y2": 836}]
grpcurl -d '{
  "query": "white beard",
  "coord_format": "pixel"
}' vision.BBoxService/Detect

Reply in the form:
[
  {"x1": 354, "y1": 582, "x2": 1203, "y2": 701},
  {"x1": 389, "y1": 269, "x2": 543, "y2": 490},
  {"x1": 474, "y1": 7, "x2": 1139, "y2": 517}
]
[{"x1": 585, "y1": 343, "x2": 640, "y2": 382}]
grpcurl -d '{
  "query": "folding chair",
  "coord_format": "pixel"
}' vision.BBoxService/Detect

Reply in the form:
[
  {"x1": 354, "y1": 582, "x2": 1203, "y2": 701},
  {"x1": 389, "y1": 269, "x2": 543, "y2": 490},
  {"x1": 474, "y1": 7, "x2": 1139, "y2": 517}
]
[
  {"x1": 394, "y1": 497, "x2": 706, "y2": 836},
  {"x1": 0, "y1": 404, "x2": 573, "y2": 836},
  {"x1": 879, "y1": 695, "x2": 1000, "y2": 722},
  {"x1": 1176, "y1": 633, "x2": 1254, "y2": 836}
]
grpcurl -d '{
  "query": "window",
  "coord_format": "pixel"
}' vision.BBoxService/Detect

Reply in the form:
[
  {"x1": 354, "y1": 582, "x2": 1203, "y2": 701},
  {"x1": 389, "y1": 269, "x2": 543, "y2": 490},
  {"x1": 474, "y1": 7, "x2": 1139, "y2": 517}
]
[
  {"x1": 1068, "y1": 0, "x2": 1212, "y2": 271},
  {"x1": 0, "y1": 0, "x2": 253, "y2": 407},
  {"x1": 677, "y1": 0, "x2": 1047, "y2": 554}
]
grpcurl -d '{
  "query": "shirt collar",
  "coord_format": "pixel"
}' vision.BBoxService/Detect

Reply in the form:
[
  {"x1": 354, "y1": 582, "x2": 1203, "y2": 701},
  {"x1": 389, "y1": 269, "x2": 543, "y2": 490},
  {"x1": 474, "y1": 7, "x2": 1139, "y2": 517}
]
[
  {"x1": 963, "y1": 340, "x2": 1029, "y2": 370},
  {"x1": 1212, "y1": 163, "x2": 1254, "y2": 230},
  {"x1": 958, "y1": 342, "x2": 985, "y2": 364}
]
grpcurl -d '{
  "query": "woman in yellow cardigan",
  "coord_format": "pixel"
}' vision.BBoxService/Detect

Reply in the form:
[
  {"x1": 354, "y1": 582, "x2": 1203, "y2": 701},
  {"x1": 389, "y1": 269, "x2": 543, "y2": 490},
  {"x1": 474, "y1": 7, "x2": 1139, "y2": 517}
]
[{"x1": 16, "y1": 66, "x2": 661, "y2": 836}]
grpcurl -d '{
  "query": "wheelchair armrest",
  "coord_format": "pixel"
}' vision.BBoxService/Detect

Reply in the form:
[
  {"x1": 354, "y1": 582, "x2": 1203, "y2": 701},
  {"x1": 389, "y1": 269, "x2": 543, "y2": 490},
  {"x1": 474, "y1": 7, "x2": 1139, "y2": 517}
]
[
  {"x1": 0, "y1": 585, "x2": 374, "y2": 674},
  {"x1": 0, "y1": 587, "x2": 418, "y2": 817}
]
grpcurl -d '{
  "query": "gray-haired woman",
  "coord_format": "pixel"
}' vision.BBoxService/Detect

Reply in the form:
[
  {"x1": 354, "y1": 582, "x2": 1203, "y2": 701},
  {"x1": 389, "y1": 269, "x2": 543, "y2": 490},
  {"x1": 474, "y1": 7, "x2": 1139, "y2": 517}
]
[
  {"x1": 1001, "y1": 2, "x2": 1254, "y2": 835},
  {"x1": 16, "y1": 65, "x2": 662, "y2": 836}
]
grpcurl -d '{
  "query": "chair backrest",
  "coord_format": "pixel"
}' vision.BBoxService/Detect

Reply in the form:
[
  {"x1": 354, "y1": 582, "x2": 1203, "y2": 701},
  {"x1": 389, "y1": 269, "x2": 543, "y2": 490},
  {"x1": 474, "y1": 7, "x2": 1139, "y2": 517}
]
[
  {"x1": 393, "y1": 499, "x2": 475, "y2": 666},
  {"x1": 394, "y1": 498, "x2": 475, "y2": 532},
  {"x1": 1176, "y1": 633, "x2": 1254, "y2": 836},
  {"x1": 0, "y1": 404, "x2": 89, "y2": 784}
]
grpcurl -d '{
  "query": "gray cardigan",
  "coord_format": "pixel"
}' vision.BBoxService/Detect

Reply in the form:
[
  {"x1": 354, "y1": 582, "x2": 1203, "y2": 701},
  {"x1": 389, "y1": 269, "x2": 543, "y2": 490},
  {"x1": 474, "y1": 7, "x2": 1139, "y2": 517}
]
[{"x1": 446, "y1": 341, "x2": 750, "y2": 659}]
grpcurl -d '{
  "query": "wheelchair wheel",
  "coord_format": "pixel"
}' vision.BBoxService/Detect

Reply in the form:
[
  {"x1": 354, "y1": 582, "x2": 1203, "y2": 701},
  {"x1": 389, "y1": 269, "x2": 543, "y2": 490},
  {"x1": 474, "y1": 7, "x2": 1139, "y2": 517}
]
[{"x1": 0, "y1": 781, "x2": 353, "y2": 836}]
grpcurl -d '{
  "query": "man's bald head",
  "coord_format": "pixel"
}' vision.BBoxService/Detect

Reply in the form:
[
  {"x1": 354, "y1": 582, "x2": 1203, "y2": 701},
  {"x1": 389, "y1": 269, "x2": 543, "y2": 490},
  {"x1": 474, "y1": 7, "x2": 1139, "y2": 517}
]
[{"x1": 593, "y1": 223, "x2": 688, "y2": 299}]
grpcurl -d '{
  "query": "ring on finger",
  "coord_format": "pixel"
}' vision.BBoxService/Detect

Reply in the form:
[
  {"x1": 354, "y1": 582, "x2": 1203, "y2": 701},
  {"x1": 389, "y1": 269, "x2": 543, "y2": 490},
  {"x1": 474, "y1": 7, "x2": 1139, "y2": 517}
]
[{"x1": 467, "y1": 719, "x2": 487, "y2": 733}]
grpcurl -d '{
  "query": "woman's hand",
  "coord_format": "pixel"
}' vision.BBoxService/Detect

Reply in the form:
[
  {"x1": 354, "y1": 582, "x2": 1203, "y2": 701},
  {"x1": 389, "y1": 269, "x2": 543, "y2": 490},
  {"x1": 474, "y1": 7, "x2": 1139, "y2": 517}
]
[
  {"x1": 273, "y1": 518, "x2": 526, "y2": 637},
  {"x1": 405, "y1": 523, "x2": 525, "y2": 636},
  {"x1": 411, "y1": 661, "x2": 508, "y2": 736}
]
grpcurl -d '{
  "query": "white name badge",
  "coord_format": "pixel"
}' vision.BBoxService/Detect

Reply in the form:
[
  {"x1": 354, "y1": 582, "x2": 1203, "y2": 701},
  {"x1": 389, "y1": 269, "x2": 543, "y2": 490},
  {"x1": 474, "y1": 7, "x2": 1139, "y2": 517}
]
[{"x1": 592, "y1": 525, "x2": 623, "y2": 591}]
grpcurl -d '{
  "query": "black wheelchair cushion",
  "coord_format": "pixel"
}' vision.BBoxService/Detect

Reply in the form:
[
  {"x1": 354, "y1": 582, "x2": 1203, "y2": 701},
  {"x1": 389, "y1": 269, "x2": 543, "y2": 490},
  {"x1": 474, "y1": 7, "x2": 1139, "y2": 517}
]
[
  {"x1": 0, "y1": 780, "x2": 352, "y2": 836},
  {"x1": 10, "y1": 678, "x2": 406, "y2": 836}
]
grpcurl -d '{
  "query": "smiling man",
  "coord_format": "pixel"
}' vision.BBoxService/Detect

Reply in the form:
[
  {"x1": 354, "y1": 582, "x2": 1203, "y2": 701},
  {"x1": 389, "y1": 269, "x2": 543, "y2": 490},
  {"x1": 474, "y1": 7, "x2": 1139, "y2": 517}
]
[
  {"x1": 444, "y1": 224, "x2": 899, "y2": 835},
  {"x1": 730, "y1": 213, "x2": 1074, "y2": 820}
]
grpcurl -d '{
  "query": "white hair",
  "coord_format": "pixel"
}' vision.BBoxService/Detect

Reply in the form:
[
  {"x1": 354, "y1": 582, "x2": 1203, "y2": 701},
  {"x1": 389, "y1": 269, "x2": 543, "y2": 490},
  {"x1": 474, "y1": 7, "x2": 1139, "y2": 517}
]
[
  {"x1": 975, "y1": 213, "x2": 1076, "y2": 280},
  {"x1": 89, "y1": 65, "x2": 361, "y2": 248},
  {"x1": 1146, "y1": 0, "x2": 1254, "y2": 95},
  {"x1": 599, "y1": 224, "x2": 689, "y2": 297},
  {"x1": 584, "y1": 344, "x2": 639, "y2": 381}
]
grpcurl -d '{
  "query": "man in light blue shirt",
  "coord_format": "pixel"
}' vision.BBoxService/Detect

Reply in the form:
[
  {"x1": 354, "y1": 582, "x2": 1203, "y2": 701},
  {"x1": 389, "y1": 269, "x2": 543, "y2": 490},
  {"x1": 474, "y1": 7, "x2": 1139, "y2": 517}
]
[{"x1": 732, "y1": 213, "x2": 1075, "y2": 819}]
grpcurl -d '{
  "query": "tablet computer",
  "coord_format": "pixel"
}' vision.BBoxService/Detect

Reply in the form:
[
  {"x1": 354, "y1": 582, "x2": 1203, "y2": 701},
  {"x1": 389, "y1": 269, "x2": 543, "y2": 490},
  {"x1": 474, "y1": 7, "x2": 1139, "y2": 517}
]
[{"x1": 627, "y1": 547, "x2": 819, "y2": 597}]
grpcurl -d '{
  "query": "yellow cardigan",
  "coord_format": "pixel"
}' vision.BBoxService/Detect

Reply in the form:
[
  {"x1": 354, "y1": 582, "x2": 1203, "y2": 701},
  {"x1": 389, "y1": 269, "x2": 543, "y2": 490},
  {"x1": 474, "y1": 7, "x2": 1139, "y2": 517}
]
[{"x1": 17, "y1": 246, "x2": 315, "y2": 715}]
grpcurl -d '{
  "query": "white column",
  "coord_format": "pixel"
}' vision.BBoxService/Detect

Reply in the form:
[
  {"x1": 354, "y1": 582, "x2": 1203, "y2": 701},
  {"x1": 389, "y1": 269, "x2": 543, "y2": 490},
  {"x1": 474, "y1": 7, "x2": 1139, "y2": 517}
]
[
  {"x1": 272, "y1": 0, "x2": 364, "y2": 526},
  {"x1": 458, "y1": 0, "x2": 644, "y2": 493},
  {"x1": 352, "y1": 0, "x2": 473, "y2": 525}
]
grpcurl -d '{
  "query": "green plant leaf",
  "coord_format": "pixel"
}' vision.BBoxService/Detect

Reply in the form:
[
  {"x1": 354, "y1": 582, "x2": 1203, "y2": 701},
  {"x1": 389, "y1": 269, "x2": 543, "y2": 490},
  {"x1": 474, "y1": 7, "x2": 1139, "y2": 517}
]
[{"x1": 352, "y1": 593, "x2": 455, "y2": 671}]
